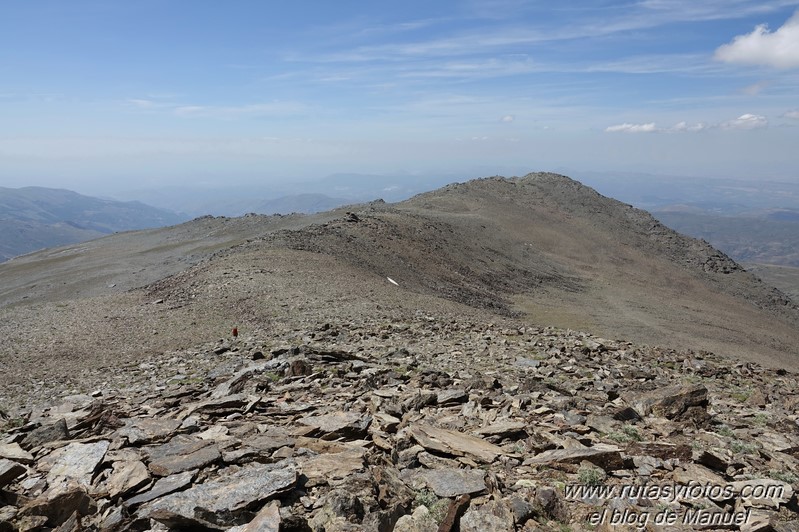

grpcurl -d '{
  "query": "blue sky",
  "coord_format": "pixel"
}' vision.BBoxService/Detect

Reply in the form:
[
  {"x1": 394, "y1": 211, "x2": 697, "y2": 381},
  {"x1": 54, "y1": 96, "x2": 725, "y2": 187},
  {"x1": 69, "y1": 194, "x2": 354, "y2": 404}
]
[{"x1": 1, "y1": 0, "x2": 799, "y2": 194}]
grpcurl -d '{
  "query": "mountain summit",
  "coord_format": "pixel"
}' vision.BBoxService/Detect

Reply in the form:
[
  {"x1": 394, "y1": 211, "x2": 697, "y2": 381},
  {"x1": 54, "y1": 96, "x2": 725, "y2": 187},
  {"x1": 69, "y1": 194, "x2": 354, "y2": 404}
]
[
  {"x1": 240, "y1": 172, "x2": 797, "y2": 366},
  {"x1": 2, "y1": 172, "x2": 799, "y2": 531},
  {"x1": 1, "y1": 172, "x2": 797, "y2": 387}
]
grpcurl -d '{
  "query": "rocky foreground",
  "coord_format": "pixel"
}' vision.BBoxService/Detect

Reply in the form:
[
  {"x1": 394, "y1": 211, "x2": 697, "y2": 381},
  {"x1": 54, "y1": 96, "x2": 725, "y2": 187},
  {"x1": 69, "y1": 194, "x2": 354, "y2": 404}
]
[{"x1": 1, "y1": 316, "x2": 798, "y2": 531}]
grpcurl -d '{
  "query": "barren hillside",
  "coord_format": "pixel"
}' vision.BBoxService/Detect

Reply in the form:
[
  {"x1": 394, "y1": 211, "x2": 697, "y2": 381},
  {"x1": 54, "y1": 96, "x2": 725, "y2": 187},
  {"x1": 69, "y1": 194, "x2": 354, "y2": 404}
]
[
  {"x1": 2, "y1": 173, "x2": 799, "y2": 531},
  {"x1": 2, "y1": 172, "x2": 798, "y2": 398},
  {"x1": 237, "y1": 173, "x2": 799, "y2": 368}
]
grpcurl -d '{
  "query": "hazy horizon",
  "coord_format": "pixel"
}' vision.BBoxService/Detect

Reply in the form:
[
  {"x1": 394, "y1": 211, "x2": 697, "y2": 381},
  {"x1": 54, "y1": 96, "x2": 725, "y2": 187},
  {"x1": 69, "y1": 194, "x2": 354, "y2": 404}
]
[{"x1": 2, "y1": 1, "x2": 799, "y2": 196}]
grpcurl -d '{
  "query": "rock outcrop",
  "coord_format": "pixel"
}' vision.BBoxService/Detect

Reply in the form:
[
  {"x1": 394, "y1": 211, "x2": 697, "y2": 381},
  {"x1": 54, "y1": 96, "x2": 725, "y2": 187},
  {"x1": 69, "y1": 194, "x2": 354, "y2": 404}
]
[{"x1": 2, "y1": 319, "x2": 798, "y2": 531}]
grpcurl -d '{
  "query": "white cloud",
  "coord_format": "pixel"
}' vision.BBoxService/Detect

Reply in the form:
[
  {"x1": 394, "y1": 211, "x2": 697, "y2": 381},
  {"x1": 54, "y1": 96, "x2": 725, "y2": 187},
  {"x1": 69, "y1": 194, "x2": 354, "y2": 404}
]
[
  {"x1": 639, "y1": 1, "x2": 793, "y2": 21},
  {"x1": 396, "y1": 56, "x2": 538, "y2": 81},
  {"x1": 586, "y1": 53, "x2": 710, "y2": 74},
  {"x1": 500, "y1": 115, "x2": 515, "y2": 123},
  {"x1": 126, "y1": 99, "x2": 157, "y2": 109},
  {"x1": 605, "y1": 116, "x2": 768, "y2": 133},
  {"x1": 720, "y1": 113, "x2": 769, "y2": 129},
  {"x1": 356, "y1": 19, "x2": 442, "y2": 36},
  {"x1": 125, "y1": 96, "x2": 180, "y2": 110},
  {"x1": 784, "y1": 110, "x2": 799, "y2": 119},
  {"x1": 605, "y1": 122, "x2": 659, "y2": 133},
  {"x1": 714, "y1": 10, "x2": 799, "y2": 69},
  {"x1": 670, "y1": 121, "x2": 708, "y2": 132}
]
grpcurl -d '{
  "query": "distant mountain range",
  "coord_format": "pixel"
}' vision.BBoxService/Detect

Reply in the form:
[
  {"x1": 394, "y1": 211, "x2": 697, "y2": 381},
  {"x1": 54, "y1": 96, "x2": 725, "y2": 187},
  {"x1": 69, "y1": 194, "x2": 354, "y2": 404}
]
[
  {"x1": 573, "y1": 171, "x2": 799, "y2": 214},
  {"x1": 3, "y1": 172, "x2": 797, "y2": 371},
  {"x1": 0, "y1": 186, "x2": 188, "y2": 262},
  {"x1": 0, "y1": 177, "x2": 447, "y2": 262},
  {"x1": 653, "y1": 209, "x2": 799, "y2": 267},
  {"x1": 120, "y1": 173, "x2": 465, "y2": 217},
  {"x1": 250, "y1": 193, "x2": 351, "y2": 216},
  {"x1": 5, "y1": 172, "x2": 799, "y2": 272}
]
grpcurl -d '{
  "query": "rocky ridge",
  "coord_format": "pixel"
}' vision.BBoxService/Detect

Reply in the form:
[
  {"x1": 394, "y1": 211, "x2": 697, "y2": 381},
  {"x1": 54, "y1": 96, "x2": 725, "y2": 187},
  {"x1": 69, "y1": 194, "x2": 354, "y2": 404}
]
[
  {"x1": 2, "y1": 316, "x2": 798, "y2": 531},
  {"x1": 3, "y1": 172, "x2": 799, "y2": 531}
]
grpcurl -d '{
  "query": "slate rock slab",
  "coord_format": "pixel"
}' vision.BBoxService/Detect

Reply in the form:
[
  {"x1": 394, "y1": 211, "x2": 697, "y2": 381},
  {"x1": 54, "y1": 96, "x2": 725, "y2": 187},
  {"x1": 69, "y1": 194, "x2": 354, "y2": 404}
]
[
  {"x1": 671, "y1": 463, "x2": 727, "y2": 492},
  {"x1": 437, "y1": 389, "x2": 468, "y2": 406},
  {"x1": 299, "y1": 411, "x2": 372, "y2": 439},
  {"x1": 145, "y1": 435, "x2": 221, "y2": 476},
  {"x1": 149, "y1": 444, "x2": 220, "y2": 476},
  {"x1": 419, "y1": 468, "x2": 487, "y2": 498},
  {"x1": 106, "y1": 460, "x2": 151, "y2": 499},
  {"x1": 243, "y1": 427, "x2": 295, "y2": 453},
  {"x1": 46, "y1": 441, "x2": 110, "y2": 487},
  {"x1": 627, "y1": 384, "x2": 708, "y2": 420},
  {"x1": 0, "y1": 459, "x2": 26, "y2": 489},
  {"x1": 410, "y1": 424, "x2": 504, "y2": 463},
  {"x1": 190, "y1": 393, "x2": 250, "y2": 416},
  {"x1": 527, "y1": 444, "x2": 623, "y2": 470},
  {"x1": 143, "y1": 460, "x2": 297, "y2": 528},
  {"x1": 117, "y1": 418, "x2": 182, "y2": 445},
  {"x1": 0, "y1": 443, "x2": 35, "y2": 465},
  {"x1": 297, "y1": 449, "x2": 365, "y2": 486},
  {"x1": 758, "y1": 430, "x2": 799, "y2": 454},
  {"x1": 123, "y1": 469, "x2": 196, "y2": 508},
  {"x1": 21, "y1": 419, "x2": 70, "y2": 450}
]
